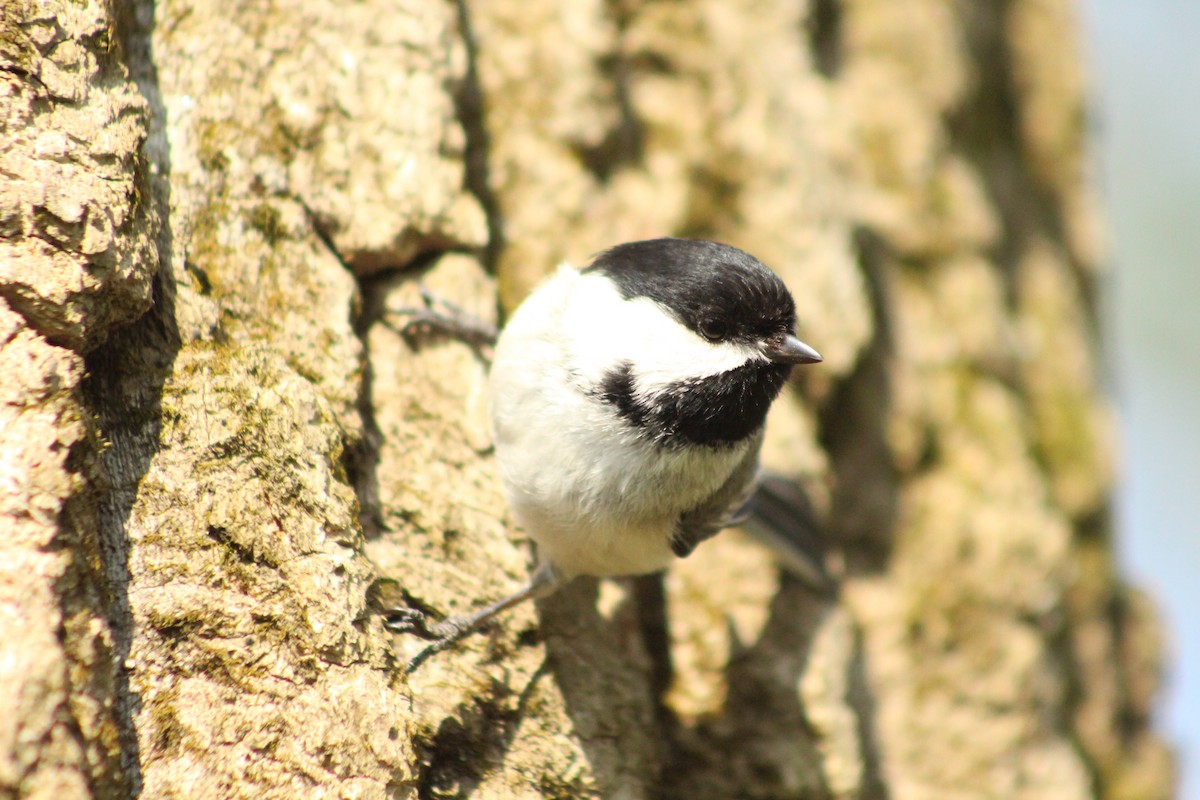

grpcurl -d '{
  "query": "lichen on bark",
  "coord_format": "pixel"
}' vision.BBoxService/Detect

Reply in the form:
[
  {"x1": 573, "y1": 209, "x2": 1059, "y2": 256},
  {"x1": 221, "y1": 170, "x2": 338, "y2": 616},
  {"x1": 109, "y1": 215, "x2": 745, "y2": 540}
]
[{"x1": 0, "y1": 0, "x2": 1173, "y2": 798}]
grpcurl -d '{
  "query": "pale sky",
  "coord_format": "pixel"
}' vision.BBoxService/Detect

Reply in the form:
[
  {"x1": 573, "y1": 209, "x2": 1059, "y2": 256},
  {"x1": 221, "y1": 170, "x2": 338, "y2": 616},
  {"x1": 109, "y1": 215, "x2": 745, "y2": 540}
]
[{"x1": 1083, "y1": 1, "x2": 1200, "y2": 796}]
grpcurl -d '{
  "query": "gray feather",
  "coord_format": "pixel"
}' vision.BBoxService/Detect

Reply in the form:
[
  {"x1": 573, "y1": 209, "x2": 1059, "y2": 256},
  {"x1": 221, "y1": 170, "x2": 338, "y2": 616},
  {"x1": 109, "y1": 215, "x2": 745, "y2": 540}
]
[
  {"x1": 670, "y1": 429, "x2": 765, "y2": 558},
  {"x1": 672, "y1": 435, "x2": 833, "y2": 593}
]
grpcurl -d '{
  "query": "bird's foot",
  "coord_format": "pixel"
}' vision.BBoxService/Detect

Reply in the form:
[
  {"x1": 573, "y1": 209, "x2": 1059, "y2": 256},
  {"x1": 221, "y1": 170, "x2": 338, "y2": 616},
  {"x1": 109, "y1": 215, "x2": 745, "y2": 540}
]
[
  {"x1": 382, "y1": 569, "x2": 560, "y2": 674},
  {"x1": 383, "y1": 607, "x2": 479, "y2": 675},
  {"x1": 382, "y1": 606, "x2": 437, "y2": 638},
  {"x1": 386, "y1": 286, "x2": 498, "y2": 351},
  {"x1": 383, "y1": 606, "x2": 465, "y2": 640}
]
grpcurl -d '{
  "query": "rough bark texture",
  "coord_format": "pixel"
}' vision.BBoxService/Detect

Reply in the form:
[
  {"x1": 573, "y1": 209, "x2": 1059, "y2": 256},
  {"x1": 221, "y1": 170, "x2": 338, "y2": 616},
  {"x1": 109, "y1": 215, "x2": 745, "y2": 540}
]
[{"x1": 0, "y1": 0, "x2": 1173, "y2": 799}]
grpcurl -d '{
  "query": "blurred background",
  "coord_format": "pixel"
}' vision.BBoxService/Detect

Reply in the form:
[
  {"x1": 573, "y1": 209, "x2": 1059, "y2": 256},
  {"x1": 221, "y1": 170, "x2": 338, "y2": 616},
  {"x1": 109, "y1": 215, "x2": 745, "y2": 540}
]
[{"x1": 1082, "y1": 1, "x2": 1200, "y2": 797}]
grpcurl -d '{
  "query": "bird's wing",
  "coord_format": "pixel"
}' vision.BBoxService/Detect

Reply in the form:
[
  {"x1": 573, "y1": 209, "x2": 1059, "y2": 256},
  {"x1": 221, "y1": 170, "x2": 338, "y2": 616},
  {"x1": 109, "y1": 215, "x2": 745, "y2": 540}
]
[
  {"x1": 671, "y1": 427, "x2": 833, "y2": 593},
  {"x1": 670, "y1": 428, "x2": 765, "y2": 558}
]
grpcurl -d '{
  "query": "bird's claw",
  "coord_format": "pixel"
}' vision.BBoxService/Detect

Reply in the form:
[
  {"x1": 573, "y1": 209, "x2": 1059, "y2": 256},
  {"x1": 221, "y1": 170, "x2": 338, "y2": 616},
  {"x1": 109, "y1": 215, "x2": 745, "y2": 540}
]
[
  {"x1": 402, "y1": 637, "x2": 457, "y2": 676},
  {"x1": 383, "y1": 607, "x2": 440, "y2": 640},
  {"x1": 383, "y1": 607, "x2": 474, "y2": 675},
  {"x1": 385, "y1": 286, "x2": 498, "y2": 348}
]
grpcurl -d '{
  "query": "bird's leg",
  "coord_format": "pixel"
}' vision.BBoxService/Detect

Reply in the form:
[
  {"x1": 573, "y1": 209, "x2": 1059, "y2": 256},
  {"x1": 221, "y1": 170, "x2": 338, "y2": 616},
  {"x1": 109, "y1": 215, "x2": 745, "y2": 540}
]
[
  {"x1": 386, "y1": 562, "x2": 564, "y2": 674},
  {"x1": 385, "y1": 285, "x2": 499, "y2": 351}
]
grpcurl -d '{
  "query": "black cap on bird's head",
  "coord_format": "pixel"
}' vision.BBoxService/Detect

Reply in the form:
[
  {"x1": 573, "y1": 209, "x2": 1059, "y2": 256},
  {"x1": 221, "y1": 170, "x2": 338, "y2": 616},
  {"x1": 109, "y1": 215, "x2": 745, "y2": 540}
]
[{"x1": 585, "y1": 238, "x2": 822, "y2": 366}]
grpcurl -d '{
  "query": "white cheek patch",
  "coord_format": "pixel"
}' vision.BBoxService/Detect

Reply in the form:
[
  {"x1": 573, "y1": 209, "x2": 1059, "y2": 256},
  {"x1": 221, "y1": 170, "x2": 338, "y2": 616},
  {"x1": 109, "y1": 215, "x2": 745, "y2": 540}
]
[{"x1": 565, "y1": 272, "x2": 762, "y2": 395}]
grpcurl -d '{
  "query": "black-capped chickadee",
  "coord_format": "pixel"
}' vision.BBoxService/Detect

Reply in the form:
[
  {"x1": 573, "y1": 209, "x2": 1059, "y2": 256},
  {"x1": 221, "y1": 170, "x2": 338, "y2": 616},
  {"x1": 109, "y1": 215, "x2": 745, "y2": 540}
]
[{"x1": 389, "y1": 238, "x2": 827, "y2": 672}]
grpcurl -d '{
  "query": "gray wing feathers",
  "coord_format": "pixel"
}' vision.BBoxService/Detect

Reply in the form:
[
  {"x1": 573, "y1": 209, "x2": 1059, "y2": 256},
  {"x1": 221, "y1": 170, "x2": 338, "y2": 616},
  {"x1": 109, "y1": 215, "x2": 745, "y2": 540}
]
[
  {"x1": 671, "y1": 431, "x2": 833, "y2": 593},
  {"x1": 670, "y1": 429, "x2": 764, "y2": 558}
]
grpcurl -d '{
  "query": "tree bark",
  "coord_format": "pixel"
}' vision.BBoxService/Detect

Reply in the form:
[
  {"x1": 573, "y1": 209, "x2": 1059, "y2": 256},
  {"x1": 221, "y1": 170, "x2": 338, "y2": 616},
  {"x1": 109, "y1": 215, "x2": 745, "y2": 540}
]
[{"x1": 0, "y1": 0, "x2": 1173, "y2": 798}]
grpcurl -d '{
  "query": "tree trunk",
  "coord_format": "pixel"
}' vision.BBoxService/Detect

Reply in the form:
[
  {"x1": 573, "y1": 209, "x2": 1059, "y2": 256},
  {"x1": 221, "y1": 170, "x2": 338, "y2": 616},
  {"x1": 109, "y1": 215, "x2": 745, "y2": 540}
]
[{"x1": 0, "y1": 0, "x2": 1173, "y2": 798}]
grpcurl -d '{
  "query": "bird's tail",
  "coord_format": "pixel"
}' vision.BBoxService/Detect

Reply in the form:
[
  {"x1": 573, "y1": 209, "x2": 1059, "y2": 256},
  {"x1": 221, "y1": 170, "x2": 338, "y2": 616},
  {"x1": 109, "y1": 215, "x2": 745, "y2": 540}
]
[{"x1": 733, "y1": 471, "x2": 833, "y2": 593}]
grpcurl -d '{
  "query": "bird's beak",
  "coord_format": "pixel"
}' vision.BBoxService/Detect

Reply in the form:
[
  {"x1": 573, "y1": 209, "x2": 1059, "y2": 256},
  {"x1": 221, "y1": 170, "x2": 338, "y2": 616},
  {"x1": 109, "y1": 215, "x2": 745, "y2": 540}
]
[{"x1": 763, "y1": 334, "x2": 823, "y2": 365}]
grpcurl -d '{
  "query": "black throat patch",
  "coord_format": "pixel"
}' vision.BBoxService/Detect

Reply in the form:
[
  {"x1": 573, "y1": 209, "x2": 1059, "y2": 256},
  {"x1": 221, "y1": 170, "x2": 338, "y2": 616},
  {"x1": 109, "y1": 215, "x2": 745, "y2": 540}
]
[{"x1": 597, "y1": 360, "x2": 792, "y2": 447}]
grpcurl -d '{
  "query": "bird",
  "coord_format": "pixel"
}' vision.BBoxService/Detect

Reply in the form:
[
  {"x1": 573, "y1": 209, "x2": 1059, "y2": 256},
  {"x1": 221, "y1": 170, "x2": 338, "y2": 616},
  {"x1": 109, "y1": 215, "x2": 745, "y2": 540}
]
[{"x1": 386, "y1": 238, "x2": 827, "y2": 672}]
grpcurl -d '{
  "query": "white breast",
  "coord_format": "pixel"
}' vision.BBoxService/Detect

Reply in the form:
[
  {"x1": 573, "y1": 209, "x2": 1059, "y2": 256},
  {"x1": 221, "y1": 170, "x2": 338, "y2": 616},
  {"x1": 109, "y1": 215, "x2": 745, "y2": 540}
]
[{"x1": 489, "y1": 266, "x2": 751, "y2": 578}]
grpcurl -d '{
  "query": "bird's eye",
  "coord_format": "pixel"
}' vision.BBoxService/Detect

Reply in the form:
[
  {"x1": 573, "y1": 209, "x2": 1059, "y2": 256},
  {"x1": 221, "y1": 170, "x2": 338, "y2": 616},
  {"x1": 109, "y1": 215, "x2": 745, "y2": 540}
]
[{"x1": 699, "y1": 317, "x2": 728, "y2": 342}]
